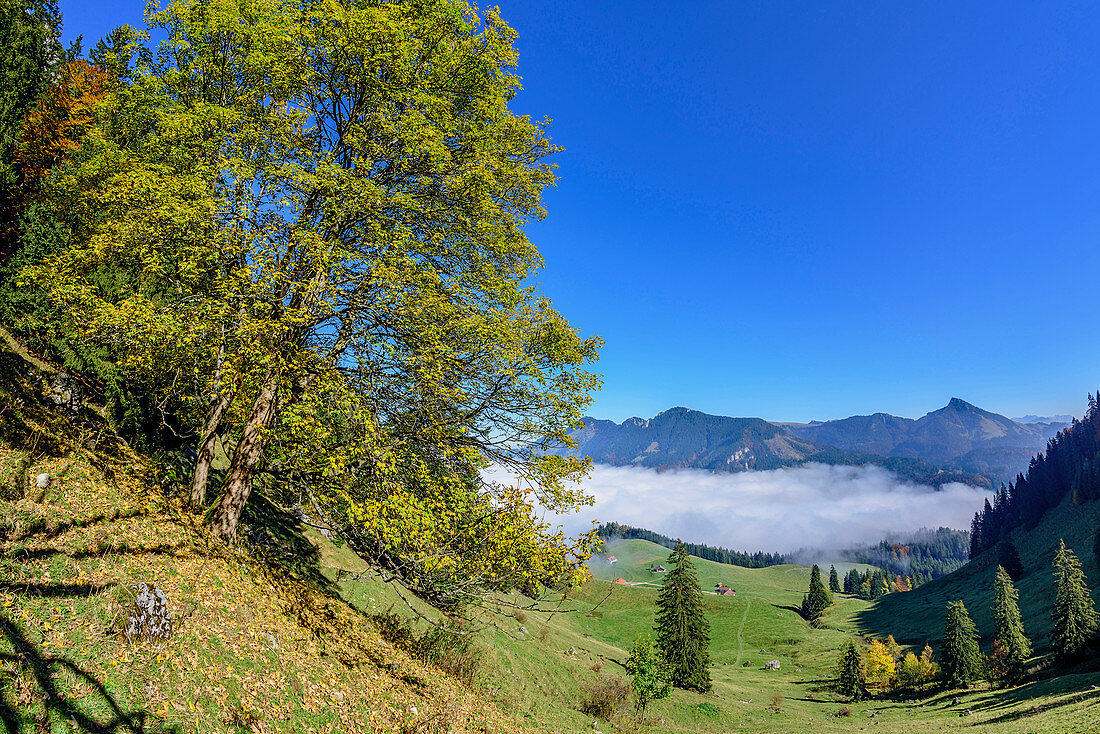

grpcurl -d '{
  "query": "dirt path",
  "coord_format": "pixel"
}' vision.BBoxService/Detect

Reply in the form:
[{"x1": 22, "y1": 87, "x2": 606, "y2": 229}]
[{"x1": 735, "y1": 596, "x2": 751, "y2": 665}]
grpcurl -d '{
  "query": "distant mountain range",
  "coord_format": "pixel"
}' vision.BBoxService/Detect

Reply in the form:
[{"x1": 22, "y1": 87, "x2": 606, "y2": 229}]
[
  {"x1": 560, "y1": 399, "x2": 1069, "y2": 488},
  {"x1": 1012, "y1": 414, "x2": 1074, "y2": 424}
]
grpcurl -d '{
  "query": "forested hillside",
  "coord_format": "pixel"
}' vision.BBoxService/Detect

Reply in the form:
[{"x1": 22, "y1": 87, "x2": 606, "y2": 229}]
[
  {"x1": 598, "y1": 521, "x2": 969, "y2": 583},
  {"x1": 968, "y1": 394, "x2": 1100, "y2": 558},
  {"x1": 859, "y1": 471, "x2": 1100, "y2": 660},
  {"x1": 595, "y1": 522, "x2": 787, "y2": 568},
  {"x1": 840, "y1": 528, "x2": 970, "y2": 585}
]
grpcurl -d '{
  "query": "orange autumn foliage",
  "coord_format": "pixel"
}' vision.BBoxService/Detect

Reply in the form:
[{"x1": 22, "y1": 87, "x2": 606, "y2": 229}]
[{"x1": 13, "y1": 59, "x2": 110, "y2": 191}]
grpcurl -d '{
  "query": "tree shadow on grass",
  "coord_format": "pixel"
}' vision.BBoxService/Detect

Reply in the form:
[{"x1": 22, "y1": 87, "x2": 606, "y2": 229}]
[
  {"x1": 787, "y1": 676, "x2": 845, "y2": 704},
  {"x1": 1, "y1": 509, "x2": 145, "y2": 543},
  {"x1": 10, "y1": 542, "x2": 189, "y2": 562},
  {"x1": 794, "y1": 677, "x2": 1100, "y2": 727},
  {"x1": 240, "y1": 491, "x2": 327, "y2": 589},
  {"x1": 974, "y1": 693, "x2": 1100, "y2": 727},
  {"x1": 960, "y1": 677, "x2": 1100, "y2": 726},
  {"x1": 234, "y1": 491, "x2": 378, "y2": 663},
  {"x1": 772, "y1": 603, "x2": 806, "y2": 619},
  {"x1": 863, "y1": 685, "x2": 947, "y2": 706},
  {"x1": 1, "y1": 581, "x2": 110, "y2": 597},
  {"x1": 789, "y1": 677, "x2": 949, "y2": 707},
  {"x1": 0, "y1": 611, "x2": 176, "y2": 733}
]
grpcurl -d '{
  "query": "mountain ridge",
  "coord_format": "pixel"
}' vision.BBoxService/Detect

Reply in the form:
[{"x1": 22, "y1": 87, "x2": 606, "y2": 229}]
[
  {"x1": 1013, "y1": 413, "x2": 1075, "y2": 424},
  {"x1": 564, "y1": 400, "x2": 1069, "y2": 487}
]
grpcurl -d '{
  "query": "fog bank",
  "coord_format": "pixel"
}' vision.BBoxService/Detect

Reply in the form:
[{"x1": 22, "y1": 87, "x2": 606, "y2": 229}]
[{"x1": 502, "y1": 463, "x2": 991, "y2": 555}]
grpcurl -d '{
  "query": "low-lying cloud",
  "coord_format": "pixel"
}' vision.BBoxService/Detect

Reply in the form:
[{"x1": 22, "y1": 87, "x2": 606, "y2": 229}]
[{"x1": 500, "y1": 463, "x2": 991, "y2": 555}]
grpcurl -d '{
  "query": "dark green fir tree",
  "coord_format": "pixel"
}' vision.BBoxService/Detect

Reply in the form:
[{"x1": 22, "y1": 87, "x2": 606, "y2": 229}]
[
  {"x1": 829, "y1": 564, "x2": 841, "y2": 594},
  {"x1": 654, "y1": 541, "x2": 711, "y2": 692},
  {"x1": 836, "y1": 640, "x2": 866, "y2": 701},
  {"x1": 997, "y1": 540, "x2": 1024, "y2": 582},
  {"x1": 941, "y1": 600, "x2": 982, "y2": 688},
  {"x1": 802, "y1": 564, "x2": 833, "y2": 622},
  {"x1": 991, "y1": 565, "x2": 1031, "y2": 682},
  {"x1": 1092, "y1": 527, "x2": 1100, "y2": 579},
  {"x1": 1051, "y1": 539, "x2": 1098, "y2": 664}
]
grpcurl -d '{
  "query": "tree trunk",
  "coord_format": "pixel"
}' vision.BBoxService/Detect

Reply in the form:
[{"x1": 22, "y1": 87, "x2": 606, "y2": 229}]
[
  {"x1": 211, "y1": 368, "x2": 280, "y2": 542},
  {"x1": 189, "y1": 386, "x2": 234, "y2": 509}
]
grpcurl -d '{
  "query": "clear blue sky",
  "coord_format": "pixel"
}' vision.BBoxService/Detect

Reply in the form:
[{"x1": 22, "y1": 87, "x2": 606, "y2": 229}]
[{"x1": 60, "y1": 1, "x2": 1100, "y2": 424}]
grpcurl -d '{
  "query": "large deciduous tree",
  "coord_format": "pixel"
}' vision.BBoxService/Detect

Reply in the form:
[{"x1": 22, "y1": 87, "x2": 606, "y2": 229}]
[
  {"x1": 654, "y1": 542, "x2": 711, "y2": 692},
  {"x1": 39, "y1": 0, "x2": 600, "y2": 606}
]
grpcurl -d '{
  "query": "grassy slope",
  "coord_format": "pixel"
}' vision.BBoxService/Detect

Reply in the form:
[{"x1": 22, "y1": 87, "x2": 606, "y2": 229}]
[
  {"x1": 332, "y1": 541, "x2": 866, "y2": 733},
  {"x1": 438, "y1": 538, "x2": 1100, "y2": 733},
  {"x1": 0, "y1": 350, "x2": 521, "y2": 733},
  {"x1": 856, "y1": 496, "x2": 1100, "y2": 654}
]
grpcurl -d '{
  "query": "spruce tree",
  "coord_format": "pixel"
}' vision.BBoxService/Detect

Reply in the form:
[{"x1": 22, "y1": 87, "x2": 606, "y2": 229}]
[
  {"x1": 802, "y1": 564, "x2": 833, "y2": 622},
  {"x1": 998, "y1": 540, "x2": 1024, "y2": 582},
  {"x1": 829, "y1": 564, "x2": 841, "y2": 594},
  {"x1": 654, "y1": 541, "x2": 711, "y2": 692},
  {"x1": 991, "y1": 565, "x2": 1031, "y2": 681},
  {"x1": 836, "y1": 640, "x2": 866, "y2": 700},
  {"x1": 1051, "y1": 539, "x2": 1098, "y2": 664},
  {"x1": 969, "y1": 511, "x2": 982, "y2": 559},
  {"x1": 941, "y1": 600, "x2": 982, "y2": 688}
]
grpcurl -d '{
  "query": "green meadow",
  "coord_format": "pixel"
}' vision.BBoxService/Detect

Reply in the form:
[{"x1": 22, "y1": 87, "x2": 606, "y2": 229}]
[{"x1": 331, "y1": 528, "x2": 1100, "y2": 732}]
